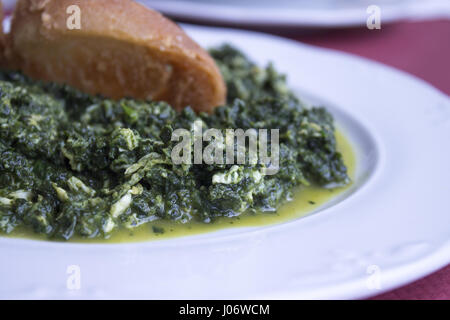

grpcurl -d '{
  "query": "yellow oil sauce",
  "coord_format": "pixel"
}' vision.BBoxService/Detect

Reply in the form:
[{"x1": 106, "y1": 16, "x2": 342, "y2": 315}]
[{"x1": 4, "y1": 130, "x2": 355, "y2": 243}]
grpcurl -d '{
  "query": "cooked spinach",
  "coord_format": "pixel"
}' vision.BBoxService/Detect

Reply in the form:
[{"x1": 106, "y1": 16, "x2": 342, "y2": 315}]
[{"x1": 0, "y1": 45, "x2": 349, "y2": 240}]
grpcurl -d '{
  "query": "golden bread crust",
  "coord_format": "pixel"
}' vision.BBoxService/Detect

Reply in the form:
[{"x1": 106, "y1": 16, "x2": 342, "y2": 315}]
[{"x1": 9, "y1": 0, "x2": 226, "y2": 112}]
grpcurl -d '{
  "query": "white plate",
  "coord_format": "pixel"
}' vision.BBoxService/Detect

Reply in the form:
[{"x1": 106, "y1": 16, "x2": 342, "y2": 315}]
[
  {"x1": 139, "y1": 0, "x2": 450, "y2": 27},
  {"x1": 0, "y1": 24, "x2": 449, "y2": 299}
]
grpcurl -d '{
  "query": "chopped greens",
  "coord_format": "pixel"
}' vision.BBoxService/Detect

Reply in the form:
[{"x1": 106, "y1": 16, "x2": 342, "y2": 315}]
[{"x1": 0, "y1": 45, "x2": 349, "y2": 240}]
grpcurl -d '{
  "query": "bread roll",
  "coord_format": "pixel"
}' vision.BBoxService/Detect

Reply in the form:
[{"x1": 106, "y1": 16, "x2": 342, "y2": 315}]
[{"x1": 8, "y1": 0, "x2": 226, "y2": 112}]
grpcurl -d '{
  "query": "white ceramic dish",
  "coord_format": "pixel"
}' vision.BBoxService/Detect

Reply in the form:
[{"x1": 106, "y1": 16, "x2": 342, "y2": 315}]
[
  {"x1": 139, "y1": 0, "x2": 450, "y2": 28},
  {"x1": 0, "y1": 24, "x2": 449, "y2": 299}
]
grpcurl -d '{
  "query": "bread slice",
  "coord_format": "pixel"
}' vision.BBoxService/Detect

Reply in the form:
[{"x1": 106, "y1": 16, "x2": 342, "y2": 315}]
[{"x1": 8, "y1": 0, "x2": 226, "y2": 112}]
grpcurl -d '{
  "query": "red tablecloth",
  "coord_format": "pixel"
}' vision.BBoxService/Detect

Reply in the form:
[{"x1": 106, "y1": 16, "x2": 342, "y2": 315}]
[
  {"x1": 283, "y1": 19, "x2": 449, "y2": 300},
  {"x1": 285, "y1": 19, "x2": 450, "y2": 96}
]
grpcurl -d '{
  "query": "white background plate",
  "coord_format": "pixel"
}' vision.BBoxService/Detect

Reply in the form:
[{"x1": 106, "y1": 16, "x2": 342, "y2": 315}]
[
  {"x1": 139, "y1": 0, "x2": 450, "y2": 27},
  {"x1": 0, "y1": 24, "x2": 449, "y2": 299}
]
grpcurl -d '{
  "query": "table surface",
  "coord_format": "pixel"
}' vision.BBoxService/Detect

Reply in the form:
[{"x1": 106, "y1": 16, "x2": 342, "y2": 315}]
[
  {"x1": 284, "y1": 19, "x2": 450, "y2": 96},
  {"x1": 283, "y1": 18, "x2": 450, "y2": 300}
]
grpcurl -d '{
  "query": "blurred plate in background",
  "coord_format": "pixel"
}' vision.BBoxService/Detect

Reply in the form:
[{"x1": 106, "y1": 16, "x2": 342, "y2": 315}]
[
  {"x1": 139, "y1": 0, "x2": 450, "y2": 27},
  {"x1": 2, "y1": 0, "x2": 15, "y2": 13}
]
